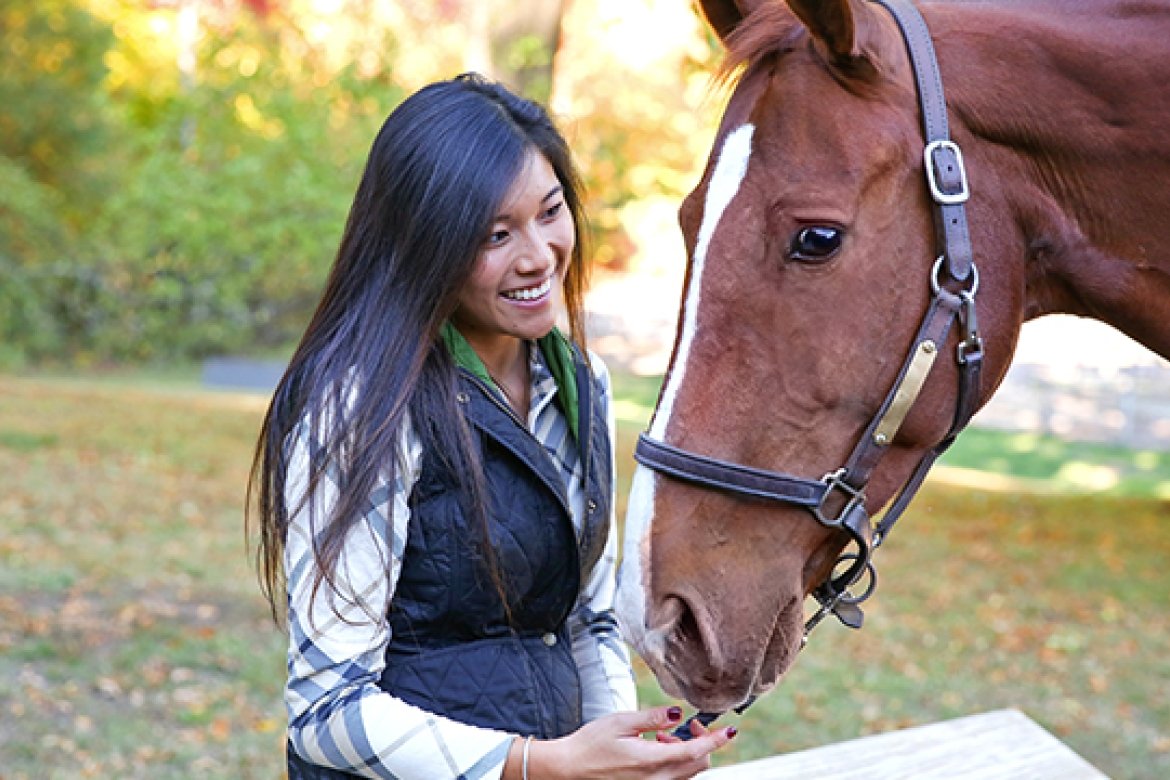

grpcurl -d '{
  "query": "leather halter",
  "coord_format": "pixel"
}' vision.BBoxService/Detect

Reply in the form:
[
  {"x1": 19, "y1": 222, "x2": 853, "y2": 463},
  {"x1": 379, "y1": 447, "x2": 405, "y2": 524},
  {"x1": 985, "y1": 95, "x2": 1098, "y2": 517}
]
[{"x1": 644, "y1": 0, "x2": 986, "y2": 734}]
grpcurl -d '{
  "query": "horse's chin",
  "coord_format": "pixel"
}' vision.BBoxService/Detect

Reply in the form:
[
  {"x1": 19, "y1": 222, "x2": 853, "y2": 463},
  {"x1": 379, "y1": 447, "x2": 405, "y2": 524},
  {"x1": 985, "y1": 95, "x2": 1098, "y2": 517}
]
[{"x1": 649, "y1": 595, "x2": 804, "y2": 712}]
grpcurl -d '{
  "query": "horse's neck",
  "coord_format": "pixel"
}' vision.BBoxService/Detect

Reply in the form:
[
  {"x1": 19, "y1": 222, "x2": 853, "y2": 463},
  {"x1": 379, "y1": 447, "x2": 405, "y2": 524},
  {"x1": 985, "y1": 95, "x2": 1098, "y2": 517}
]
[{"x1": 938, "y1": 1, "x2": 1170, "y2": 359}]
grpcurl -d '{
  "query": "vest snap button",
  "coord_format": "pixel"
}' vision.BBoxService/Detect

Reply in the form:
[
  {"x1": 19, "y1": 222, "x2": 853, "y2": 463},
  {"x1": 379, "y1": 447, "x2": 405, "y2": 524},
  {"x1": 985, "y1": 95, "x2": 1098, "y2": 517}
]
[
  {"x1": 541, "y1": 632, "x2": 557, "y2": 647},
  {"x1": 456, "y1": 392, "x2": 470, "y2": 404},
  {"x1": 586, "y1": 499, "x2": 597, "y2": 513}
]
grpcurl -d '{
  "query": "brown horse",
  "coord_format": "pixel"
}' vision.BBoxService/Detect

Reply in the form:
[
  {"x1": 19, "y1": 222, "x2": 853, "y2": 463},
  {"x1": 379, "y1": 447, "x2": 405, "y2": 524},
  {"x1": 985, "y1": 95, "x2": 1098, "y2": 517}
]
[{"x1": 615, "y1": 0, "x2": 1170, "y2": 715}]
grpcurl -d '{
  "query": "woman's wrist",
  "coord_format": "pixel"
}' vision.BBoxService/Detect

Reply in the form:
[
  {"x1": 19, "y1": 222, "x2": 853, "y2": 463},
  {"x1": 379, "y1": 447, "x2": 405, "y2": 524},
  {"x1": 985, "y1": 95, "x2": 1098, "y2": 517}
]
[
  {"x1": 526, "y1": 735, "x2": 566, "y2": 780},
  {"x1": 504, "y1": 735, "x2": 563, "y2": 780},
  {"x1": 503, "y1": 735, "x2": 525, "y2": 780}
]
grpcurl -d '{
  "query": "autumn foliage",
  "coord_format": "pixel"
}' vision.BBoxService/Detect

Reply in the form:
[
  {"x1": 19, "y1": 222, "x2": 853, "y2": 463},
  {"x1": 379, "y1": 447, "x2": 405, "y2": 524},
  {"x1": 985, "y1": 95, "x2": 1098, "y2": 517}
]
[{"x1": 0, "y1": 0, "x2": 723, "y2": 366}]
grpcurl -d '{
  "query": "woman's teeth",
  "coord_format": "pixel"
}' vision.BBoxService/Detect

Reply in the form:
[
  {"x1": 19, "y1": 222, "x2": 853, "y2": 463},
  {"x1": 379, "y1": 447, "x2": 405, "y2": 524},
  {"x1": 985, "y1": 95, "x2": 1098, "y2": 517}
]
[{"x1": 503, "y1": 278, "x2": 552, "y2": 301}]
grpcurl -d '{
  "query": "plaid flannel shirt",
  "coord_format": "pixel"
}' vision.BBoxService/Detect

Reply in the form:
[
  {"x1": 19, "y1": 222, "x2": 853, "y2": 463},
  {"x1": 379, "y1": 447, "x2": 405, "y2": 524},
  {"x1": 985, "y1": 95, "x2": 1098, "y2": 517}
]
[{"x1": 283, "y1": 347, "x2": 636, "y2": 778}]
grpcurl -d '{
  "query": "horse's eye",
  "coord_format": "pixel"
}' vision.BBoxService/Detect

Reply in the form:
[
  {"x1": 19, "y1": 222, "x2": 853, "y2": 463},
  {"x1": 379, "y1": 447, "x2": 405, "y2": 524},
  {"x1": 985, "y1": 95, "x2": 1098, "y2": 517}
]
[{"x1": 789, "y1": 226, "x2": 843, "y2": 262}]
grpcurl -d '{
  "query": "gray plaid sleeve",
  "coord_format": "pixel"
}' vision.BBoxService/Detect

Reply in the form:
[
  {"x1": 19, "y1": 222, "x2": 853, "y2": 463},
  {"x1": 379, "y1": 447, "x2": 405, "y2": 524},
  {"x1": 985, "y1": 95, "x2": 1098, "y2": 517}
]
[
  {"x1": 570, "y1": 354, "x2": 638, "y2": 721},
  {"x1": 283, "y1": 415, "x2": 515, "y2": 778}
]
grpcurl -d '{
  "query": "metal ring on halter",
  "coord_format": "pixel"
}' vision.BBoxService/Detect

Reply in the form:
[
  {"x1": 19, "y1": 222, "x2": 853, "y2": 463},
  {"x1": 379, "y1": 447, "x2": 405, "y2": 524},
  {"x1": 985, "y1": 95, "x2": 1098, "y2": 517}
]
[
  {"x1": 832, "y1": 553, "x2": 878, "y2": 605},
  {"x1": 930, "y1": 256, "x2": 979, "y2": 296}
]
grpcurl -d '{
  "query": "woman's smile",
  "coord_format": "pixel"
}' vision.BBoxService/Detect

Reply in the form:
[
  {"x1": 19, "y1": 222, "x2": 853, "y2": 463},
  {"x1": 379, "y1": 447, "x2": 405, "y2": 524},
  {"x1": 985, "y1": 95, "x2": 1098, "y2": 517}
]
[{"x1": 502, "y1": 276, "x2": 553, "y2": 303}]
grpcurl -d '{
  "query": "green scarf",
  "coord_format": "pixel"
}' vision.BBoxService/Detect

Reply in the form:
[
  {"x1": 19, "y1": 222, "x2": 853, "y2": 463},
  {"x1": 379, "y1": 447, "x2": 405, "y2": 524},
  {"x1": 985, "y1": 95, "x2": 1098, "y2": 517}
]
[{"x1": 441, "y1": 322, "x2": 579, "y2": 440}]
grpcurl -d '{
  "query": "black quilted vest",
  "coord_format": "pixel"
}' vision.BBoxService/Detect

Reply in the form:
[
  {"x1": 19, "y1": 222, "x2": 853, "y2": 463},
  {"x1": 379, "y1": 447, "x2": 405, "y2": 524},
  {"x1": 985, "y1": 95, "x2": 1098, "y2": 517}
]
[{"x1": 288, "y1": 348, "x2": 612, "y2": 778}]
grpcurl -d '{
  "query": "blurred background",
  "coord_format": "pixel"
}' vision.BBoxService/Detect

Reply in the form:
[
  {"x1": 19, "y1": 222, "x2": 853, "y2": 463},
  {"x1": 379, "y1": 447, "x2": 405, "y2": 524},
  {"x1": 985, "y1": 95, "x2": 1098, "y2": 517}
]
[
  {"x1": 2, "y1": 0, "x2": 1169, "y2": 778},
  {"x1": 0, "y1": 0, "x2": 722, "y2": 370}
]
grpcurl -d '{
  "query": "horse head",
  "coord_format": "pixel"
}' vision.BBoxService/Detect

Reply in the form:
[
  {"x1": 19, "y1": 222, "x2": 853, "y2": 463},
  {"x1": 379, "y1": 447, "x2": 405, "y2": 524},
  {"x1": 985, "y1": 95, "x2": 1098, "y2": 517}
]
[{"x1": 615, "y1": 0, "x2": 1028, "y2": 712}]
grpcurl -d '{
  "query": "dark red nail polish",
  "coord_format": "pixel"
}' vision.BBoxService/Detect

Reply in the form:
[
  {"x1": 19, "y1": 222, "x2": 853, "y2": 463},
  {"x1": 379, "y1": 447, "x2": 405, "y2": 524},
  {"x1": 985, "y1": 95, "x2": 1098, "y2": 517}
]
[
  {"x1": 667, "y1": 706, "x2": 683, "y2": 721},
  {"x1": 726, "y1": 726, "x2": 738, "y2": 739}
]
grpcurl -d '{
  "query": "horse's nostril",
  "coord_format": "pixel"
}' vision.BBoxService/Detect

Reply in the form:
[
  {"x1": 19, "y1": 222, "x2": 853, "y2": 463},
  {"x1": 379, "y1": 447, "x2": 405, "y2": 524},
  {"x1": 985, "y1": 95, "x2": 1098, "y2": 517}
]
[
  {"x1": 675, "y1": 600, "x2": 700, "y2": 647},
  {"x1": 663, "y1": 595, "x2": 707, "y2": 656},
  {"x1": 663, "y1": 595, "x2": 729, "y2": 694}
]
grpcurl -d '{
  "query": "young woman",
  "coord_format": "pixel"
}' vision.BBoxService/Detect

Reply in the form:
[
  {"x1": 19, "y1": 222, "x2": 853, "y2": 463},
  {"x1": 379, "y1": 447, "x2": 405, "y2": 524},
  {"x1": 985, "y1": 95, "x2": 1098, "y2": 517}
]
[{"x1": 250, "y1": 74, "x2": 735, "y2": 779}]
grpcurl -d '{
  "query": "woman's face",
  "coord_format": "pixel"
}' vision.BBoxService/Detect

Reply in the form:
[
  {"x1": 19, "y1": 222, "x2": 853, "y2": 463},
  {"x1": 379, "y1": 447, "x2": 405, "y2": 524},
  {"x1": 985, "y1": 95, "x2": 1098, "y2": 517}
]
[{"x1": 451, "y1": 149, "x2": 574, "y2": 355}]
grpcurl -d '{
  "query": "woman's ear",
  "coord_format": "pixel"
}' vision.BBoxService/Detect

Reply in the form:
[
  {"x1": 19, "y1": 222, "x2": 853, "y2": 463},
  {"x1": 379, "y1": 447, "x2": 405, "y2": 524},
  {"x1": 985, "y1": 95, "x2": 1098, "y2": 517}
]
[{"x1": 698, "y1": 0, "x2": 768, "y2": 43}]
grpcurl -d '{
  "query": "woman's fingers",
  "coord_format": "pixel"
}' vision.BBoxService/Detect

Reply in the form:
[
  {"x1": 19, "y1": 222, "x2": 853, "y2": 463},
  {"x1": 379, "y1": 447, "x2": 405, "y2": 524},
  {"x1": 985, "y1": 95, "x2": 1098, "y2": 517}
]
[
  {"x1": 561, "y1": 707, "x2": 738, "y2": 778},
  {"x1": 645, "y1": 720, "x2": 737, "y2": 760},
  {"x1": 688, "y1": 717, "x2": 717, "y2": 739},
  {"x1": 657, "y1": 713, "x2": 709, "y2": 744},
  {"x1": 680, "y1": 724, "x2": 738, "y2": 758},
  {"x1": 606, "y1": 704, "x2": 687, "y2": 737},
  {"x1": 652, "y1": 724, "x2": 738, "y2": 778}
]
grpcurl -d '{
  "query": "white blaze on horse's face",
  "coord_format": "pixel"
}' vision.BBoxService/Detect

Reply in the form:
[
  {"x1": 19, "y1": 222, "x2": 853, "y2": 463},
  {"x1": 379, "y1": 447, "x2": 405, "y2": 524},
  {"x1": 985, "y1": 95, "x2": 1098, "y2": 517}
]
[{"x1": 616, "y1": 123, "x2": 756, "y2": 664}]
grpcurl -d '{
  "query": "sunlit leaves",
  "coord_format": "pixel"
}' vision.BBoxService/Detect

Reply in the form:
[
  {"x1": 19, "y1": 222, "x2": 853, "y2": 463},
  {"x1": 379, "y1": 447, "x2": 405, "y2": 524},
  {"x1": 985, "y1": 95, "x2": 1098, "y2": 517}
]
[
  {"x1": 554, "y1": 0, "x2": 722, "y2": 271},
  {"x1": 4, "y1": 0, "x2": 728, "y2": 363},
  {"x1": 0, "y1": 0, "x2": 115, "y2": 205}
]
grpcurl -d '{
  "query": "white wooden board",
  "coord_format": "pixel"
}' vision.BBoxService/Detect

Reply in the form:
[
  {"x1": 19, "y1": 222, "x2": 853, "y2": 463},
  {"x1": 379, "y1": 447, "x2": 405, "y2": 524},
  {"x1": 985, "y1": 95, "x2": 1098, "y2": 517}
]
[{"x1": 700, "y1": 709, "x2": 1109, "y2": 779}]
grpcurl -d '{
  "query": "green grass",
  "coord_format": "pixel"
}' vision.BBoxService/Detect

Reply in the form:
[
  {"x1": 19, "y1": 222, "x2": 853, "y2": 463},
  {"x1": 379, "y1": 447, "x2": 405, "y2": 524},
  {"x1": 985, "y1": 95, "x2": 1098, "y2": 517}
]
[
  {"x1": 939, "y1": 427, "x2": 1170, "y2": 497},
  {"x1": 1, "y1": 368, "x2": 1168, "y2": 778},
  {"x1": 0, "y1": 373, "x2": 285, "y2": 779}
]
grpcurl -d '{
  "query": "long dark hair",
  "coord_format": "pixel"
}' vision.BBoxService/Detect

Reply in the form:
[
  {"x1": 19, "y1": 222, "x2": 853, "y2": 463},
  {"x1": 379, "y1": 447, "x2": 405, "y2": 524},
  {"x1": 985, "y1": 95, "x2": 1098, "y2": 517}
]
[{"x1": 248, "y1": 73, "x2": 590, "y2": 621}]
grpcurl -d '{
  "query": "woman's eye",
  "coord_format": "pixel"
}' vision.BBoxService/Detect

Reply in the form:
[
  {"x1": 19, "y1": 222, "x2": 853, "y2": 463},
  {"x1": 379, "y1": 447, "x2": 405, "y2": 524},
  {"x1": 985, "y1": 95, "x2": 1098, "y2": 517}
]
[
  {"x1": 486, "y1": 229, "x2": 509, "y2": 246},
  {"x1": 542, "y1": 201, "x2": 564, "y2": 220},
  {"x1": 789, "y1": 225, "x2": 843, "y2": 262}
]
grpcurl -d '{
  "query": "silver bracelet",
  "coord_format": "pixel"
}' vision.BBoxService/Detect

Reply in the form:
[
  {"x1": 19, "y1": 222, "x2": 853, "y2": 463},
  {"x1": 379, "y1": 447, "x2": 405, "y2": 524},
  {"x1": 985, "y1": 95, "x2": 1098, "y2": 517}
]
[{"x1": 522, "y1": 735, "x2": 533, "y2": 780}]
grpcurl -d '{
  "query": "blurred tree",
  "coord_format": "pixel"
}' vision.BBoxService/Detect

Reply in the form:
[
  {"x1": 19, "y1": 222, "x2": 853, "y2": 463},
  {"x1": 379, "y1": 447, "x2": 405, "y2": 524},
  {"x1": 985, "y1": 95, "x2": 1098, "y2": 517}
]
[
  {"x1": 464, "y1": 0, "x2": 565, "y2": 102},
  {"x1": 553, "y1": 0, "x2": 722, "y2": 272},
  {"x1": 0, "y1": 0, "x2": 120, "y2": 366},
  {"x1": 0, "y1": 0, "x2": 723, "y2": 365},
  {"x1": 61, "y1": 3, "x2": 400, "y2": 361},
  {"x1": 0, "y1": 159, "x2": 68, "y2": 367},
  {"x1": 0, "y1": 0, "x2": 116, "y2": 218}
]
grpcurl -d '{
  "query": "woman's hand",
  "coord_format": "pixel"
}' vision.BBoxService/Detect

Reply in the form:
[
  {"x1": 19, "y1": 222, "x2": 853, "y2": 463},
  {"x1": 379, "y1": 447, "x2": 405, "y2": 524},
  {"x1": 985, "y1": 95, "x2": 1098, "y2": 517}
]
[{"x1": 508, "y1": 705, "x2": 737, "y2": 780}]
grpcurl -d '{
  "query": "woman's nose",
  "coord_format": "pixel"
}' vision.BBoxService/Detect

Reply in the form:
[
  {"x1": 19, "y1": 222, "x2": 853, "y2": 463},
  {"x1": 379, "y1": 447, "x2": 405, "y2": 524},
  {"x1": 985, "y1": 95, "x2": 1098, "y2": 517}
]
[{"x1": 515, "y1": 226, "x2": 556, "y2": 272}]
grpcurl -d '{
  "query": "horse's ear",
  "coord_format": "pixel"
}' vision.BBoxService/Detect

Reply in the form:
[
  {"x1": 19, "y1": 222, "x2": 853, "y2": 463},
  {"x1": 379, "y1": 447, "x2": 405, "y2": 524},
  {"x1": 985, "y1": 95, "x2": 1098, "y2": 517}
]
[
  {"x1": 784, "y1": 0, "x2": 872, "y2": 61},
  {"x1": 698, "y1": 0, "x2": 768, "y2": 42}
]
